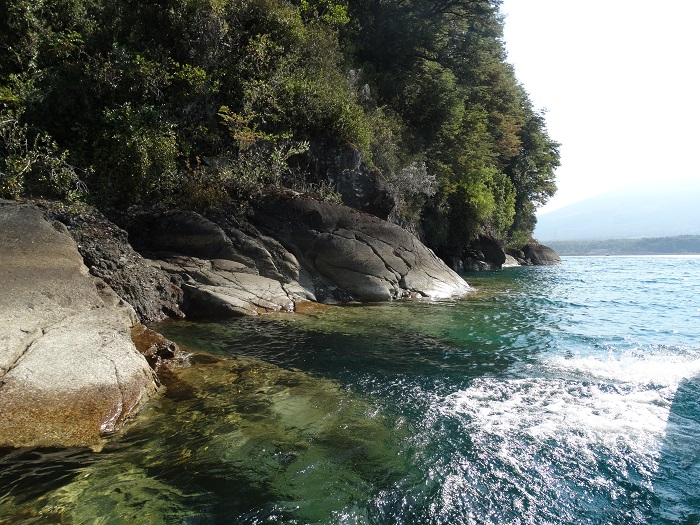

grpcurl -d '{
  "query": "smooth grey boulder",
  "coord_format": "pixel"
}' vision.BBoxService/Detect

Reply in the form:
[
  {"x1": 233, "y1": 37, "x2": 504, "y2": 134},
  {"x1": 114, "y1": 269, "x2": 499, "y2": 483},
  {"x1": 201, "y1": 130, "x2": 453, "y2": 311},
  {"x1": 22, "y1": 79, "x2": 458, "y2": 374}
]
[
  {"x1": 250, "y1": 192, "x2": 472, "y2": 301},
  {"x1": 0, "y1": 200, "x2": 157, "y2": 448}
]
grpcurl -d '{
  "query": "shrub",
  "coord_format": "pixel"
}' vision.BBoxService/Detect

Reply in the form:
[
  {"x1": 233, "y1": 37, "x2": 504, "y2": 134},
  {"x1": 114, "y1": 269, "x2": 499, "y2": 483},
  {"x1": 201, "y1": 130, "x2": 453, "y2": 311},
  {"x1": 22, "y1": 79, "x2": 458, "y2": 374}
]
[{"x1": 0, "y1": 111, "x2": 86, "y2": 200}]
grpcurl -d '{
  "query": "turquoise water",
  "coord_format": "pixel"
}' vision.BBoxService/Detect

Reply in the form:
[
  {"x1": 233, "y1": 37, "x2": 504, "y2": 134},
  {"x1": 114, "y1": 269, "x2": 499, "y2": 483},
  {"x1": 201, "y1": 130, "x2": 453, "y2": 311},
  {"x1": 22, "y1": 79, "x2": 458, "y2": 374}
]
[{"x1": 2, "y1": 256, "x2": 700, "y2": 523}]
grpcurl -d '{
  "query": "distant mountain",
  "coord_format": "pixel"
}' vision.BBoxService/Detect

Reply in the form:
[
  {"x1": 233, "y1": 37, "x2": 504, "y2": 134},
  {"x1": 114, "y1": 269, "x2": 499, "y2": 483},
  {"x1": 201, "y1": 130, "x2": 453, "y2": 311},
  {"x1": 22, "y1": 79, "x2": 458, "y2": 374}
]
[{"x1": 534, "y1": 182, "x2": 700, "y2": 241}]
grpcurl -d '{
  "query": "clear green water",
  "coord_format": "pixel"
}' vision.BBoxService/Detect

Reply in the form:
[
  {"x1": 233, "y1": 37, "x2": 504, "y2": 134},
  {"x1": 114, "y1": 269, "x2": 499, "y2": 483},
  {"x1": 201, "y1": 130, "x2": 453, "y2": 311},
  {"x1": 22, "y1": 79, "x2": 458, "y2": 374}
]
[{"x1": 2, "y1": 256, "x2": 699, "y2": 524}]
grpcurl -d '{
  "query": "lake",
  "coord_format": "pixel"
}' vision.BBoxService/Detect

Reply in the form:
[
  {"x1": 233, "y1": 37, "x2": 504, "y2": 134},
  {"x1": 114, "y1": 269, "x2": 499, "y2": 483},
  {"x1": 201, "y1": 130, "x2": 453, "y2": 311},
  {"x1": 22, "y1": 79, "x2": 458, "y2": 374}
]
[{"x1": 2, "y1": 256, "x2": 699, "y2": 523}]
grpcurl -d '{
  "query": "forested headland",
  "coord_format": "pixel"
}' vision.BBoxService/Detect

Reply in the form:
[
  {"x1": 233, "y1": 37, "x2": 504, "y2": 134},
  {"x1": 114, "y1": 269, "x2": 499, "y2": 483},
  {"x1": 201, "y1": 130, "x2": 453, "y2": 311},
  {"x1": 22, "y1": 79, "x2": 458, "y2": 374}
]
[{"x1": 0, "y1": 0, "x2": 560, "y2": 254}]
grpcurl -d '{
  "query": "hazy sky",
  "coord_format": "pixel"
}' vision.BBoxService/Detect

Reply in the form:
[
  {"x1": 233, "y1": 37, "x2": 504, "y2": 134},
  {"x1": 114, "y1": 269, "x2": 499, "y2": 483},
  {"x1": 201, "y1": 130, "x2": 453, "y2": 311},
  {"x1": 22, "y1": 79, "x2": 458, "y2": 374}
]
[{"x1": 500, "y1": 0, "x2": 700, "y2": 213}]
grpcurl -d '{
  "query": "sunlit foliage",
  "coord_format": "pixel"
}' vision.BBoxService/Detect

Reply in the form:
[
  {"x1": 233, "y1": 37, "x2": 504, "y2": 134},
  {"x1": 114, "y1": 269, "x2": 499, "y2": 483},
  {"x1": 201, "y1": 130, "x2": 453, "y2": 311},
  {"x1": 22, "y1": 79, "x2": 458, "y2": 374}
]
[{"x1": 0, "y1": 0, "x2": 559, "y2": 247}]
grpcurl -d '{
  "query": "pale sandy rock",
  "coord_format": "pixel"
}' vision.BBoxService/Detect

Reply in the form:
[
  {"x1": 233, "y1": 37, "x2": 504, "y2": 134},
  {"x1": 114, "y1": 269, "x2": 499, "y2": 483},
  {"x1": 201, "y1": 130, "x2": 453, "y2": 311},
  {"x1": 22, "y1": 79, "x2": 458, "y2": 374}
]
[
  {"x1": 0, "y1": 200, "x2": 156, "y2": 448},
  {"x1": 503, "y1": 254, "x2": 521, "y2": 268}
]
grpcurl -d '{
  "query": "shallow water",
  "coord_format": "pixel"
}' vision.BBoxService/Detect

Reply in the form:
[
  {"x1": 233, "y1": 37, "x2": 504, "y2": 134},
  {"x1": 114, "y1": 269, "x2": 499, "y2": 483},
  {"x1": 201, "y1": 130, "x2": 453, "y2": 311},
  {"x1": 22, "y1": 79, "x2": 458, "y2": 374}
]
[{"x1": 1, "y1": 256, "x2": 699, "y2": 523}]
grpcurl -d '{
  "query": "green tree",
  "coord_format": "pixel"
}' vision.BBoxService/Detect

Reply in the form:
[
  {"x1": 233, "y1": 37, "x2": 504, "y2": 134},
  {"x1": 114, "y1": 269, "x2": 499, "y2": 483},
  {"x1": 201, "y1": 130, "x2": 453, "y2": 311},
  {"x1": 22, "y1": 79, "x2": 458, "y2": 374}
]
[
  {"x1": 0, "y1": 0, "x2": 559, "y2": 251},
  {"x1": 344, "y1": 0, "x2": 559, "y2": 250}
]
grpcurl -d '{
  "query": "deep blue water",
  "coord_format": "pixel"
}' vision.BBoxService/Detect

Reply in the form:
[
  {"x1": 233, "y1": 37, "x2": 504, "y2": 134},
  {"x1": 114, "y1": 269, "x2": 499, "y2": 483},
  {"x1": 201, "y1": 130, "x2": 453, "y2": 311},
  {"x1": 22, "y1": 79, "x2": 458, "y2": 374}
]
[{"x1": 2, "y1": 256, "x2": 699, "y2": 523}]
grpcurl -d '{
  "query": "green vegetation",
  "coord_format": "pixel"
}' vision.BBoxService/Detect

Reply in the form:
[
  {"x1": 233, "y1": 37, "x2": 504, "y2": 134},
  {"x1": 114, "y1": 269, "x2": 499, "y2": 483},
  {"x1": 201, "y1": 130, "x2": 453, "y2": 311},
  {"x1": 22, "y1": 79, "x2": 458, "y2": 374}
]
[
  {"x1": 548, "y1": 236, "x2": 700, "y2": 256},
  {"x1": 0, "y1": 0, "x2": 559, "y2": 250}
]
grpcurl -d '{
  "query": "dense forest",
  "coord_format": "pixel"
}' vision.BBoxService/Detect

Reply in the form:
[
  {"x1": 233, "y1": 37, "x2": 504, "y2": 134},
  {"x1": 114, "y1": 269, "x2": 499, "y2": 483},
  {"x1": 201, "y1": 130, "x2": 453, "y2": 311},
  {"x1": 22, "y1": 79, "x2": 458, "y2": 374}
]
[{"x1": 0, "y1": 0, "x2": 559, "y2": 252}]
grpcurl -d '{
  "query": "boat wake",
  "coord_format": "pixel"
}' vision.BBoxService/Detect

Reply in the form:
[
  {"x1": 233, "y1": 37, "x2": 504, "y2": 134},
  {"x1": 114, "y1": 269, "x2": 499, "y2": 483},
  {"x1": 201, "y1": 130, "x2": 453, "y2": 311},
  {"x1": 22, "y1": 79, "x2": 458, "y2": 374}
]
[{"x1": 419, "y1": 348, "x2": 700, "y2": 524}]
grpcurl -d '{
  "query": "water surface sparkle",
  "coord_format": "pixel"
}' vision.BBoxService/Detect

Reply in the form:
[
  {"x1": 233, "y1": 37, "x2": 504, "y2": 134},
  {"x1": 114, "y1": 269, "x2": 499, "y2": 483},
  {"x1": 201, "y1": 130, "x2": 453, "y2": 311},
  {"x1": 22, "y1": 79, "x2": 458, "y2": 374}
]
[{"x1": 1, "y1": 256, "x2": 699, "y2": 523}]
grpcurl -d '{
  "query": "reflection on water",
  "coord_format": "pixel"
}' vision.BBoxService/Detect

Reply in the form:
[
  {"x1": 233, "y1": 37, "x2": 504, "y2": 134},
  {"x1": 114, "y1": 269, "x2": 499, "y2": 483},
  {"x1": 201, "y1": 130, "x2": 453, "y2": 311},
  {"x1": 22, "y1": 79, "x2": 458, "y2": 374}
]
[{"x1": 1, "y1": 257, "x2": 699, "y2": 523}]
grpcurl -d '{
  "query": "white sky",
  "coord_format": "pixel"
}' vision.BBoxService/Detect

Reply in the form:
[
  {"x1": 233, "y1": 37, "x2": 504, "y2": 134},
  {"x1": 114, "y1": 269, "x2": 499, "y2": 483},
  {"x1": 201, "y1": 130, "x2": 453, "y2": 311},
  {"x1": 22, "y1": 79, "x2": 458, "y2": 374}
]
[{"x1": 500, "y1": 0, "x2": 700, "y2": 213}]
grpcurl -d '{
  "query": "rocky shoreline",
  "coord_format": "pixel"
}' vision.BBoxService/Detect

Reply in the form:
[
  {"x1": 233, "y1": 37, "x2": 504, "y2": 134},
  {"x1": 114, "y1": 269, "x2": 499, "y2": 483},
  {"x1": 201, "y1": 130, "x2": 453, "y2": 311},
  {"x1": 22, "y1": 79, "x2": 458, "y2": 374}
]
[
  {"x1": 0, "y1": 201, "x2": 157, "y2": 449},
  {"x1": 0, "y1": 194, "x2": 476, "y2": 448},
  {"x1": 1, "y1": 194, "x2": 560, "y2": 448}
]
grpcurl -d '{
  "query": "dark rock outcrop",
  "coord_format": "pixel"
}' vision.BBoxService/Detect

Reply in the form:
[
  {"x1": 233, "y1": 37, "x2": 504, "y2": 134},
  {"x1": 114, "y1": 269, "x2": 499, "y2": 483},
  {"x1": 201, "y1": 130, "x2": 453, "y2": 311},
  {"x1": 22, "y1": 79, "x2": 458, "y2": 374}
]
[
  {"x1": 250, "y1": 192, "x2": 471, "y2": 301},
  {"x1": 522, "y1": 240, "x2": 561, "y2": 265},
  {"x1": 506, "y1": 248, "x2": 529, "y2": 266},
  {"x1": 441, "y1": 235, "x2": 562, "y2": 271},
  {"x1": 0, "y1": 200, "x2": 157, "y2": 448},
  {"x1": 441, "y1": 235, "x2": 508, "y2": 272},
  {"x1": 41, "y1": 203, "x2": 185, "y2": 323},
  {"x1": 463, "y1": 235, "x2": 507, "y2": 271},
  {"x1": 308, "y1": 143, "x2": 395, "y2": 220},
  {"x1": 506, "y1": 241, "x2": 561, "y2": 266}
]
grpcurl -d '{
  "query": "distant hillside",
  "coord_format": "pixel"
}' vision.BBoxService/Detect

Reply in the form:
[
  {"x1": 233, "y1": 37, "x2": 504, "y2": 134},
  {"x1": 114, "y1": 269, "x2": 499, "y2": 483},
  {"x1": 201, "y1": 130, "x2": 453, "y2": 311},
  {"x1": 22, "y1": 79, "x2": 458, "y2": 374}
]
[
  {"x1": 547, "y1": 236, "x2": 700, "y2": 256},
  {"x1": 534, "y1": 182, "x2": 700, "y2": 241}
]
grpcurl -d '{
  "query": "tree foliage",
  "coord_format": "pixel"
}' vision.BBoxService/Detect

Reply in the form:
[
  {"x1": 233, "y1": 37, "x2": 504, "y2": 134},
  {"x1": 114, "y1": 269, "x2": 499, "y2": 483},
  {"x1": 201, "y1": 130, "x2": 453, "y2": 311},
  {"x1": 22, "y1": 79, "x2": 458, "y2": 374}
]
[
  {"x1": 343, "y1": 0, "x2": 559, "y2": 248},
  {"x1": 0, "y1": 0, "x2": 559, "y2": 247}
]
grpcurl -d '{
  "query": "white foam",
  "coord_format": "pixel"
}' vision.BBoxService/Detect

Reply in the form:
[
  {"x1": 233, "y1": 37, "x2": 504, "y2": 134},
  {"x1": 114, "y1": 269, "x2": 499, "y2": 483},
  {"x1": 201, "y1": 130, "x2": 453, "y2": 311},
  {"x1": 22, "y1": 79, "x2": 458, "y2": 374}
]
[
  {"x1": 443, "y1": 376, "x2": 669, "y2": 451},
  {"x1": 545, "y1": 350, "x2": 700, "y2": 389},
  {"x1": 436, "y1": 351, "x2": 700, "y2": 491}
]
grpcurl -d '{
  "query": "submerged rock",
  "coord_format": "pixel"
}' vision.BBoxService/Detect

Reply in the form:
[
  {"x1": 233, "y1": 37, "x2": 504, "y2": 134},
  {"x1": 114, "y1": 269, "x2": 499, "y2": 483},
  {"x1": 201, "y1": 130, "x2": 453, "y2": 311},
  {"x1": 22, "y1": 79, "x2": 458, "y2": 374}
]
[
  {"x1": 0, "y1": 200, "x2": 157, "y2": 448},
  {"x1": 0, "y1": 349, "x2": 408, "y2": 523},
  {"x1": 131, "y1": 324, "x2": 182, "y2": 371}
]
